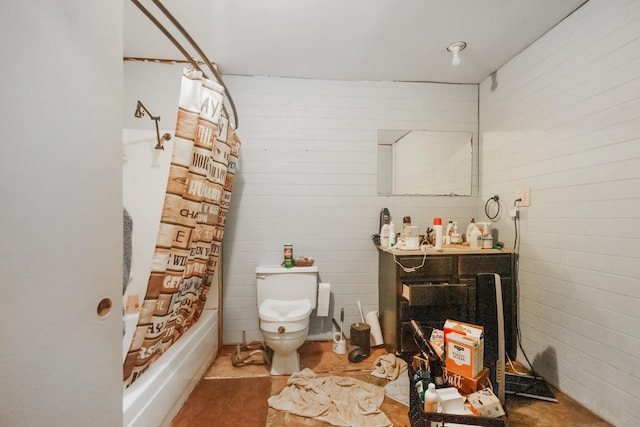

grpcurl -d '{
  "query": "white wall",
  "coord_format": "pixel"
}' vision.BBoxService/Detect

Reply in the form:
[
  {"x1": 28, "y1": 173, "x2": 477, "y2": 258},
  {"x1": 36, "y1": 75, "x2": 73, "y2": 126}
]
[
  {"x1": 0, "y1": 1, "x2": 123, "y2": 426},
  {"x1": 123, "y1": 62, "x2": 479, "y2": 344},
  {"x1": 211, "y1": 76, "x2": 481, "y2": 343},
  {"x1": 479, "y1": 1, "x2": 640, "y2": 425}
]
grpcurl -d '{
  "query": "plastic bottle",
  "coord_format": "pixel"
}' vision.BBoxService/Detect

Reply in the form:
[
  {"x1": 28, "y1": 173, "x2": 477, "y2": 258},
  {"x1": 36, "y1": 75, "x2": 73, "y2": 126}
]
[
  {"x1": 451, "y1": 222, "x2": 461, "y2": 244},
  {"x1": 389, "y1": 221, "x2": 396, "y2": 247},
  {"x1": 402, "y1": 216, "x2": 411, "y2": 245},
  {"x1": 445, "y1": 220, "x2": 453, "y2": 244},
  {"x1": 424, "y1": 382, "x2": 439, "y2": 413},
  {"x1": 379, "y1": 208, "x2": 390, "y2": 232},
  {"x1": 470, "y1": 227, "x2": 482, "y2": 249},
  {"x1": 466, "y1": 218, "x2": 477, "y2": 243},
  {"x1": 433, "y1": 218, "x2": 443, "y2": 250},
  {"x1": 380, "y1": 219, "x2": 390, "y2": 247}
]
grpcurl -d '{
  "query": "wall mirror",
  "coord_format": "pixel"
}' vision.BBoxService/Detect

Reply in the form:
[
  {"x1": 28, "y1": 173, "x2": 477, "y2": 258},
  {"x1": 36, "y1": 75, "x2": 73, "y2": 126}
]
[{"x1": 377, "y1": 130, "x2": 472, "y2": 196}]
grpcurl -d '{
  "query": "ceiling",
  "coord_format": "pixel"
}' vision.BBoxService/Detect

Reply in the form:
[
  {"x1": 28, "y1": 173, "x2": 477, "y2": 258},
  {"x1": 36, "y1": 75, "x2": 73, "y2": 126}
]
[{"x1": 124, "y1": 0, "x2": 588, "y2": 84}]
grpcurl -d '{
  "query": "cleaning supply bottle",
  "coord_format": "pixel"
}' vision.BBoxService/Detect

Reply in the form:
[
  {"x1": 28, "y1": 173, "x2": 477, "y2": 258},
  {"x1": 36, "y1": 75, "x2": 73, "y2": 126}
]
[
  {"x1": 466, "y1": 218, "x2": 477, "y2": 243},
  {"x1": 424, "y1": 382, "x2": 439, "y2": 412},
  {"x1": 433, "y1": 218, "x2": 443, "y2": 250},
  {"x1": 380, "y1": 218, "x2": 390, "y2": 247},
  {"x1": 389, "y1": 221, "x2": 396, "y2": 247}
]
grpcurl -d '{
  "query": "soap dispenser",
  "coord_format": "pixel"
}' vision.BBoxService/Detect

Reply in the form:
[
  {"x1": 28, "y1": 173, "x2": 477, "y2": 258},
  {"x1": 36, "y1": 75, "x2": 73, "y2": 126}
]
[{"x1": 451, "y1": 222, "x2": 461, "y2": 244}]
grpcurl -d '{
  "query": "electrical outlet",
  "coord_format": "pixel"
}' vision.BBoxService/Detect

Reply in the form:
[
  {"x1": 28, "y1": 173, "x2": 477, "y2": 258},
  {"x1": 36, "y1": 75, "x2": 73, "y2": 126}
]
[{"x1": 515, "y1": 187, "x2": 531, "y2": 207}]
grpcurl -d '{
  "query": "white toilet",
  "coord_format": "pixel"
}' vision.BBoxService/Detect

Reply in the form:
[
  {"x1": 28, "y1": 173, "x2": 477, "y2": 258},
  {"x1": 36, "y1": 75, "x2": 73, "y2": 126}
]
[{"x1": 256, "y1": 264, "x2": 318, "y2": 375}]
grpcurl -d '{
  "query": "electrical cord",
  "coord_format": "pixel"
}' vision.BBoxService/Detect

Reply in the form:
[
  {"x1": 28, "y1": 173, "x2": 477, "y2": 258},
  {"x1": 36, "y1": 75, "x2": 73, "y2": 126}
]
[
  {"x1": 383, "y1": 241, "x2": 430, "y2": 273},
  {"x1": 484, "y1": 195, "x2": 500, "y2": 221},
  {"x1": 511, "y1": 197, "x2": 538, "y2": 378}
]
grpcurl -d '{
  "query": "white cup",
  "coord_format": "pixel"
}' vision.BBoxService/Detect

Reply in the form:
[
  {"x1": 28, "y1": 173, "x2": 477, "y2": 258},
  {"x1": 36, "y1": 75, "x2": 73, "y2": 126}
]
[{"x1": 332, "y1": 332, "x2": 346, "y2": 354}]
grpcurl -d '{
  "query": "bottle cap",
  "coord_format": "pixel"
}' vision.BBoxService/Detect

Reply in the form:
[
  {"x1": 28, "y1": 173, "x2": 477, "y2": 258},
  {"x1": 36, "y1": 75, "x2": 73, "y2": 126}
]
[{"x1": 433, "y1": 218, "x2": 442, "y2": 225}]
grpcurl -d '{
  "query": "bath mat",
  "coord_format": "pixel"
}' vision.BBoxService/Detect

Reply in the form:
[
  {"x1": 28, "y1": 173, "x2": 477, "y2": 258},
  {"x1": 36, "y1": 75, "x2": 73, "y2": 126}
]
[{"x1": 171, "y1": 376, "x2": 271, "y2": 427}]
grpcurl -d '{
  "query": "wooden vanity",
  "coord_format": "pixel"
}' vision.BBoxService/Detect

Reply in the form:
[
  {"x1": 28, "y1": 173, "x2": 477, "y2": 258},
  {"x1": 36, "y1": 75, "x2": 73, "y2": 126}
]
[{"x1": 378, "y1": 245, "x2": 517, "y2": 359}]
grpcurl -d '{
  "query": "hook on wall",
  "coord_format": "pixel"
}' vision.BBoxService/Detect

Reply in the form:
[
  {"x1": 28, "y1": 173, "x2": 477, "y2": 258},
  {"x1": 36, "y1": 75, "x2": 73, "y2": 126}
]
[{"x1": 134, "y1": 100, "x2": 171, "y2": 150}]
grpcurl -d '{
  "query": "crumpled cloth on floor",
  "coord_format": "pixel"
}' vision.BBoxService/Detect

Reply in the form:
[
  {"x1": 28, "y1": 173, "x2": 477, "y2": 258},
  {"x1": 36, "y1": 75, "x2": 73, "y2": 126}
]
[
  {"x1": 371, "y1": 353, "x2": 407, "y2": 380},
  {"x1": 267, "y1": 368, "x2": 392, "y2": 427}
]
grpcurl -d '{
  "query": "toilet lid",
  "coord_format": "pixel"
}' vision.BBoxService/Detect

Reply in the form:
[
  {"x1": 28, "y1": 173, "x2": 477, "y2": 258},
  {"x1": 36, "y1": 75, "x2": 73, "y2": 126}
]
[{"x1": 259, "y1": 298, "x2": 312, "y2": 322}]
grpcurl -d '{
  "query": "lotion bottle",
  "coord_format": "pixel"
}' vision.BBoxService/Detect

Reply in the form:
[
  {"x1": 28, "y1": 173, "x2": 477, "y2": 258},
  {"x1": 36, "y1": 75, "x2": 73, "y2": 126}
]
[
  {"x1": 380, "y1": 219, "x2": 390, "y2": 247},
  {"x1": 433, "y1": 218, "x2": 443, "y2": 250},
  {"x1": 424, "y1": 382, "x2": 439, "y2": 412}
]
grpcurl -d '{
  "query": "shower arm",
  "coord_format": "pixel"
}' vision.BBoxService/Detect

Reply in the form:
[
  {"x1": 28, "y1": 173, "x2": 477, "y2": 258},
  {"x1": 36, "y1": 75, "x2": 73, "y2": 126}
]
[
  {"x1": 130, "y1": 0, "x2": 239, "y2": 130},
  {"x1": 134, "y1": 101, "x2": 171, "y2": 150}
]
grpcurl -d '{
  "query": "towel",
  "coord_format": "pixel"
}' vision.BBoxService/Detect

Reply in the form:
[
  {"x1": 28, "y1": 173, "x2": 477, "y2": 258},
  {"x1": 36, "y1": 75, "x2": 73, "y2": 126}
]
[
  {"x1": 371, "y1": 354, "x2": 407, "y2": 380},
  {"x1": 383, "y1": 373, "x2": 410, "y2": 407},
  {"x1": 268, "y1": 368, "x2": 391, "y2": 427}
]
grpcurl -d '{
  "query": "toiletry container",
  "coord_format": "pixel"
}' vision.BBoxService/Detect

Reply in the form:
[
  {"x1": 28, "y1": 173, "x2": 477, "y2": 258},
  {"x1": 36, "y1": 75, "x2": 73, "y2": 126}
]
[
  {"x1": 424, "y1": 382, "x2": 439, "y2": 412},
  {"x1": 445, "y1": 220, "x2": 454, "y2": 244},
  {"x1": 466, "y1": 218, "x2": 477, "y2": 243},
  {"x1": 380, "y1": 218, "x2": 390, "y2": 247},
  {"x1": 451, "y1": 222, "x2": 461, "y2": 244},
  {"x1": 389, "y1": 221, "x2": 396, "y2": 247},
  {"x1": 433, "y1": 218, "x2": 443, "y2": 250},
  {"x1": 469, "y1": 227, "x2": 482, "y2": 249}
]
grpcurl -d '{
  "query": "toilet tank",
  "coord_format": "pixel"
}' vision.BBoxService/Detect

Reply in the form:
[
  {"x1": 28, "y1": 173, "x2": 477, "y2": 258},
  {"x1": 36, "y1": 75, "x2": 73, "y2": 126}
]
[{"x1": 256, "y1": 265, "x2": 319, "y2": 308}]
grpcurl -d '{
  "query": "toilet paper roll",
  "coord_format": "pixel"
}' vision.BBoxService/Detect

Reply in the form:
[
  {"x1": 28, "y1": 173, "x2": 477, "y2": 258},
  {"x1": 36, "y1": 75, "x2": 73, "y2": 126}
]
[
  {"x1": 365, "y1": 310, "x2": 384, "y2": 347},
  {"x1": 317, "y1": 282, "x2": 330, "y2": 316}
]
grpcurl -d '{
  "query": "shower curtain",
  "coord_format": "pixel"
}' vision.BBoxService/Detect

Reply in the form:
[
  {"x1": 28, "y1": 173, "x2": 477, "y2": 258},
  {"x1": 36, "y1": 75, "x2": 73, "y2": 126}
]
[{"x1": 124, "y1": 68, "x2": 240, "y2": 386}]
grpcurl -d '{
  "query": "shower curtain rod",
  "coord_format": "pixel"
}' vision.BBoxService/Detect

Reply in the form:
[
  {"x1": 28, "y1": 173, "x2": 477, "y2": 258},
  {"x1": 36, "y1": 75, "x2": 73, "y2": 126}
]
[{"x1": 130, "y1": 0, "x2": 239, "y2": 129}]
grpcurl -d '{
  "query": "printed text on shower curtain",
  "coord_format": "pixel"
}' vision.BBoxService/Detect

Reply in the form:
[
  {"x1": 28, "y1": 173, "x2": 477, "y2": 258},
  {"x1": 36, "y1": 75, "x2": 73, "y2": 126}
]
[{"x1": 123, "y1": 68, "x2": 240, "y2": 386}]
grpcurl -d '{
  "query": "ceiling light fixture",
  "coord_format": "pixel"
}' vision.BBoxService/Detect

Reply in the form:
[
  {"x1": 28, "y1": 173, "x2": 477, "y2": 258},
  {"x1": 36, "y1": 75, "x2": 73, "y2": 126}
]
[{"x1": 447, "y1": 41, "x2": 467, "y2": 67}]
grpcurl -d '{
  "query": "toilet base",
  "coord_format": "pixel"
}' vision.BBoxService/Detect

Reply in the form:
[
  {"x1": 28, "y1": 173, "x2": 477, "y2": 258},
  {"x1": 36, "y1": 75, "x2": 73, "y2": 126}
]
[{"x1": 270, "y1": 350, "x2": 301, "y2": 375}]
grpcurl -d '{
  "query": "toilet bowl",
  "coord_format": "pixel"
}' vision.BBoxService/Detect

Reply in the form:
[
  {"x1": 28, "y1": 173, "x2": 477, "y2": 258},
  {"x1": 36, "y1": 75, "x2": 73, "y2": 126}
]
[
  {"x1": 259, "y1": 299, "x2": 312, "y2": 374},
  {"x1": 256, "y1": 265, "x2": 319, "y2": 375}
]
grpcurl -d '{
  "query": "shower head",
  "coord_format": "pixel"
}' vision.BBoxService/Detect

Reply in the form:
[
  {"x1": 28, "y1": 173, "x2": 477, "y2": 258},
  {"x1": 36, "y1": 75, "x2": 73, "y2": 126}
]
[{"x1": 134, "y1": 101, "x2": 145, "y2": 118}]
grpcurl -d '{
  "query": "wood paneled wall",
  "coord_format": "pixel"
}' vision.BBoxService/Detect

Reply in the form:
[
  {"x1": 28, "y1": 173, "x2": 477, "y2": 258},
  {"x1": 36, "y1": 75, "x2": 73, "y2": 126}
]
[{"x1": 479, "y1": 1, "x2": 640, "y2": 425}]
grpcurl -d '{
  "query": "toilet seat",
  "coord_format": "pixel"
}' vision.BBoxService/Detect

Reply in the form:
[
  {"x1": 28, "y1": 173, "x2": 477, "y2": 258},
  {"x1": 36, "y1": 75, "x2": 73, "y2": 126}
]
[{"x1": 259, "y1": 298, "x2": 312, "y2": 322}]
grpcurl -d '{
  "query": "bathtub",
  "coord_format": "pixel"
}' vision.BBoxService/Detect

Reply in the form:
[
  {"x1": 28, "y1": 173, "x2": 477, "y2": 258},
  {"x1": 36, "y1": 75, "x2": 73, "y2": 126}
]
[{"x1": 123, "y1": 309, "x2": 219, "y2": 427}]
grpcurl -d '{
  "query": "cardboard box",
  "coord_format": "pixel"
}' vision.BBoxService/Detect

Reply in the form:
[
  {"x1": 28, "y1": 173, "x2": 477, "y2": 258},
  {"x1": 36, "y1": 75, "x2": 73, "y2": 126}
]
[
  {"x1": 412, "y1": 354, "x2": 490, "y2": 396},
  {"x1": 443, "y1": 367, "x2": 490, "y2": 395},
  {"x1": 443, "y1": 319, "x2": 484, "y2": 341},
  {"x1": 429, "y1": 328, "x2": 445, "y2": 359},
  {"x1": 467, "y1": 388, "x2": 506, "y2": 418},
  {"x1": 443, "y1": 319, "x2": 484, "y2": 378},
  {"x1": 445, "y1": 331, "x2": 484, "y2": 378}
]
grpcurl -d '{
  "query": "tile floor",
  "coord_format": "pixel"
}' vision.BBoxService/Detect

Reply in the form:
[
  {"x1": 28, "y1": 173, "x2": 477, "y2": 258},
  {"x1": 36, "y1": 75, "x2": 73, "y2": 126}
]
[{"x1": 170, "y1": 341, "x2": 613, "y2": 427}]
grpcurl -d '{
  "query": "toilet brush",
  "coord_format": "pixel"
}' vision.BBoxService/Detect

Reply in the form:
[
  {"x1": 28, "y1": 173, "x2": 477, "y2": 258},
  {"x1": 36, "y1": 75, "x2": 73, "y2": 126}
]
[
  {"x1": 357, "y1": 300, "x2": 365, "y2": 323},
  {"x1": 340, "y1": 308, "x2": 344, "y2": 341}
]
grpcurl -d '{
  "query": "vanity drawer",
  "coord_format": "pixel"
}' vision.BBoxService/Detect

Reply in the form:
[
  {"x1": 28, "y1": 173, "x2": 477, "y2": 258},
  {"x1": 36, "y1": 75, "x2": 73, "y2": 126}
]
[
  {"x1": 402, "y1": 282, "x2": 467, "y2": 306},
  {"x1": 458, "y1": 254, "x2": 512, "y2": 276},
  {"x1": 398, "y1": 256, "x2": 454, "y2": 282}
]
